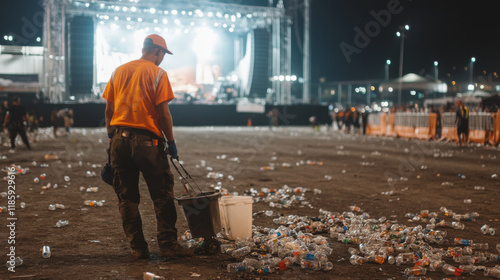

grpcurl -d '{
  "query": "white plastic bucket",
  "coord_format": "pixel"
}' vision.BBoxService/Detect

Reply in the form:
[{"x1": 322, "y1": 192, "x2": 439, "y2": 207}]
[{"x1": 218, "y1": 196, "x2": 253, "y2": 240}]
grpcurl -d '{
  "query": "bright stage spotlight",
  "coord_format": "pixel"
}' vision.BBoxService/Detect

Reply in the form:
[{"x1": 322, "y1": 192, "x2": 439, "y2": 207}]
[{"x1": 193, "y1": 29, "x2": 218, "y2": 61}]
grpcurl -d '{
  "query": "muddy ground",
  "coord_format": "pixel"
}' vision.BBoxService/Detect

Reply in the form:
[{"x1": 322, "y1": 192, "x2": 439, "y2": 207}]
[{"x1": 0, "y1": 126, "x2": 499, "y2": 280}]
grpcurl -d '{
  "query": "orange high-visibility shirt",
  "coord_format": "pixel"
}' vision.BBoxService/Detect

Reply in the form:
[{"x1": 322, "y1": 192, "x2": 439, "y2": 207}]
[{"x1": 102, "y1": 59, "x2": 175, "y2": 138}]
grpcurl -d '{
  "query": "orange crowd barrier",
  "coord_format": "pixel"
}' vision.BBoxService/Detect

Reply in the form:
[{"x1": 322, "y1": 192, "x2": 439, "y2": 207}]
[
  {"x1": 492, "y1": 112, "x2": 500, "y2": 146},
  {"x1": 386, "y1": 113, "x2": 397, "y2": 137},
  {"x1": 366, "y1": 111, "x2": 499, "y2": 147},
  {"x1": 366, "y1": 113, "x2": 386, "y2": 136},
  {"x1": 392, "y1": 113, "x2": 436, "y2": 140}
]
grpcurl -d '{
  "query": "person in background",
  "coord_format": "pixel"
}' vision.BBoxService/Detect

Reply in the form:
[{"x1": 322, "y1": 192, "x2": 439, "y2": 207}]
[
  {"x1": 3, "y1": 96, "x2": 31, "y2": 152},
  {"x1": 102, "y1": 34, "x2": 191, "y2": 260},
  {"x1": 57, "y1": 108, "x2": 74, "y2": 135},
  {"x1": 267, "y1": 107, "x2": 279, "y2": 130},
  {"x1": 455, "y1": 100, "x2": 469, "y2": 147},
  {"x1": 361, "y1": 110, "x2": 368, "y2": 135},
  {"x1": 50, "y1": 108, "x2": 59, "y2": 137}
]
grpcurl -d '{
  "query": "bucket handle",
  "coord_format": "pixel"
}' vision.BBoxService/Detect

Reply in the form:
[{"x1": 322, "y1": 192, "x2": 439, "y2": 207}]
[{"x1": 170, "y1": 156, "x2": 204, "y2": 196}]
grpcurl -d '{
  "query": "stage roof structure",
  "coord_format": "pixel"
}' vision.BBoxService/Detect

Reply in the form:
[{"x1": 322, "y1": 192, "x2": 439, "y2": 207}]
[{"x1": 42, "y1": 0, "x2": 292, "y2": 104}]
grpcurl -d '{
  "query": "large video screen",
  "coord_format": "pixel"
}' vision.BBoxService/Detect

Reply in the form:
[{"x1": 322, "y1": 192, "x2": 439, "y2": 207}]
[{"x1": 95, "y1": 24, "x2": 237, "y2": 100}]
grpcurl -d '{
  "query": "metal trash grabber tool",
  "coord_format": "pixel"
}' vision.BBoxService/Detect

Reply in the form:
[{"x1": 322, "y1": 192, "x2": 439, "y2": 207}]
[{"x1": 170, "y1": 157, "x2": 203, "y2": 197}]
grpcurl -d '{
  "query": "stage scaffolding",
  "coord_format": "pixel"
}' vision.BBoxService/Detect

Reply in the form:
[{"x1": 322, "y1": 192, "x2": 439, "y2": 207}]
[{"x1": 42, "y1": 0, "x2": 292, "y2": 104}]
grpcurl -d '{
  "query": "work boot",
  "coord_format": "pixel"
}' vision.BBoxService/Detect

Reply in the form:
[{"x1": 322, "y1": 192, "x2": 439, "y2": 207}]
[
  {"x1": 159, "y1": 243, "x2": 194, "y2": 259},
  {"x1": 130, "y1": 248, "x2": 149, "y2": 259}
]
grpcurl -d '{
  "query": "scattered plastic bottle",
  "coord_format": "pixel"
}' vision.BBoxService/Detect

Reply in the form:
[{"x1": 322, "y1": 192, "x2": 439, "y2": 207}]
[
  {"x1": 463, "y1": 199, "x2": 472, "y2": 204},
  {"x1": 459, "y1": 264, "x2": 478, "y2": 273},
  {"x1": 472, "y1": 243, "x2": 489, "y2": 250},
  {"x1": 42, "y1": 246, "x2": 51, "y2": 258},
  {"x1": 481, "y1": 224, "x2": 495, "y2": 236},
  {"x1": 454, "y1": 238, "x2": 473, "y2": 246},
  {"x1": 458, "y1": 173, "x2": 466, "y2": 179},
  {"x1": 451, "y1": 221, "x2": 465, "y2": 230},
  {"x1": 64, "y1": 176, "x2": 70, "y2": 182},
  {"x1": 5, "y1": 257, "x2": 23, "y2": 268},
  {"x1": 474, "y1": 185, "x2": 485, "y2": 190},
  {"x1": 227, "y1": 263, "x2": 245, "y2": 273},
  {"x1": 86, "y1": 187, "x2": 98, "y2": 193},
  {"x1": 255, "y1": 265, "x2": 275, "y2": 274},
  {"x1": 143, "y1": 272, "x2": 165, "y2": 280},
  {"x1": 84, "y1": 200, "x2": 104, "y2": 207},
  {"x1": 484, "y1": 267, "x2": 500, "y2": 278},
  {"x1": 48, "y1": 204, "x2": 56, "y2": 211},
  {"x1": 350, "y1": 255, "x2": 364, "y2": 265},
  {"x1": 55, "y1": 220, "x2": 69, "y2": 228},
  {"x1": 442, "y1": 263, "x2": 462, "y2": 276},
  {"x1": 231, "y1": 246, "x2": 251, "y2": 258},
  {"x1": 404, "y1": 267, "x2": 427, "y2": 276},
  {"x1": 20, "y1": 202, "x2": 25, "y2": 209}
]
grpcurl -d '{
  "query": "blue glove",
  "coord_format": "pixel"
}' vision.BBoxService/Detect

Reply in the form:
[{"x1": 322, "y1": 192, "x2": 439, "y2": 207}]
[{"x1": 167, "y1": 141, "x2": 178, "y2": 159}]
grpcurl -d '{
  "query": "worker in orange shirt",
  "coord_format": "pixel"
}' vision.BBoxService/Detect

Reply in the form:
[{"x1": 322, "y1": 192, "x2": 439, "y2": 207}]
[{"x1": 102, "y1": 34, "x2": 192, "y2": 260}]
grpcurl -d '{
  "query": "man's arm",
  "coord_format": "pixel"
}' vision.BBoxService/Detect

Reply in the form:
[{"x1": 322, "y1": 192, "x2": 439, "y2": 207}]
[
  {"x1": 105, "y1": 100, "x2": 115, "y2": 135},
  {"x1": 3, "y1": 113, "x2": 10, "y2": 127},
  {"x1": 157, "y1": 100, "x2": 174, "y2": 142}
]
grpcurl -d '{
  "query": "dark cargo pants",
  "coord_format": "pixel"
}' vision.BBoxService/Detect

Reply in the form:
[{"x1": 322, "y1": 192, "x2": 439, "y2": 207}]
[{"x1": 110, "y1": 127, "x2": 177, "y2": 251}]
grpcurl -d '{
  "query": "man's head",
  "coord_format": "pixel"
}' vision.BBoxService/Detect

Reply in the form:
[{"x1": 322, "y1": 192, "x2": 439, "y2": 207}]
[
  {"x1": 12, "y1": 96, "x2": 20, "y2": 105},
  {"x1": 142, "y1": 34, "x2": 172, "y2": 66},
  {"x1": 456, "y1": 100, "x2": 463, "y2": 107}
]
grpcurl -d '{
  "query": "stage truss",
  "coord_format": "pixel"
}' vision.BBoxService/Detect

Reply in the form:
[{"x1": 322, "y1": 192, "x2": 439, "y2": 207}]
[{"x1": 42, "y1": 0, "x2": 292, "y2": 104}]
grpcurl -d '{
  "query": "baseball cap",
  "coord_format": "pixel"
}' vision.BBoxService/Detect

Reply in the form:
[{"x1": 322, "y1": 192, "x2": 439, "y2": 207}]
[{"x1": 144, "y1": 34, "x2": 173, "y2": 55}]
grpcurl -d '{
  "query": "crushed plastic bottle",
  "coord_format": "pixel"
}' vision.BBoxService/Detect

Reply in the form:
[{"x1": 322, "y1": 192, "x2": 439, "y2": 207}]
[
  {"x1": 55, "y1": 220, "x2": 69, "y2": 228},
  {"x1": 64, "y1": 176, "x2": 70, "y2": 182},
  {"x1": 463, "y1": 199, "x2": 472, "y2": 204}
]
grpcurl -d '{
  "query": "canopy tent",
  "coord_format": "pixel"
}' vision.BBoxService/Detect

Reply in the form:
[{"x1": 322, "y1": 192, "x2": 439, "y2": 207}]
[
  {"x1": 456, "y1": 89, "x2": 494, "y2": 98},
  {"x1": 379, "y1": 73, "x2": 448, "y2": 93}
]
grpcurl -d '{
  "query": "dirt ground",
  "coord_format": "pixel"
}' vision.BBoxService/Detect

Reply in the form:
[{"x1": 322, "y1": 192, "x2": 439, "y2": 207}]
[{"x1": 1, "y1": 126, "x2": 499, "y2": 280}]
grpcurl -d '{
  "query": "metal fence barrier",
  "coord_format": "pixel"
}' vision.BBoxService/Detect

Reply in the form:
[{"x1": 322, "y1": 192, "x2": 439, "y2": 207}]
[
  {"x1": 368, "y1": 113, "x2": 382, "y2": 126},
  {"x1": 394, "y1": 112, "x2": 430, "y2": 127},
  {"x1": 442, "y1": 112, "x2": 494, "y2": 131}
]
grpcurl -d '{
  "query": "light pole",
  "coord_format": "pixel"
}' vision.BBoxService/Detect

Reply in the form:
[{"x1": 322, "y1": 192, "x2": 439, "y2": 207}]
[
  {"x1": 434, "y1": 61, "x2": 438, "y2": 81},
  {"x1": 469, "y1": 57, "x2": 476, "y2": 91},
  {"x1": 396, "y1": 24, "x2": 409, "y2": 106},
  {"x1": 385, "y1": 60, "x2": 391, "y2": 81}
]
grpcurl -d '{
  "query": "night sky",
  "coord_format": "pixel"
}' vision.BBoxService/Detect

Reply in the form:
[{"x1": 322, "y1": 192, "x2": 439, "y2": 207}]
[{"x1": 1, "y1": 0, "x2": 499, "y2": 85}]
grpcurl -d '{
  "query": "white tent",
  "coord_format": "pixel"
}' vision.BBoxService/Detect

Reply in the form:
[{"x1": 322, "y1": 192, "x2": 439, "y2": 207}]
[
  {"x1": 379, "y1": 73, "x2": 448, "y2": 93},
  {"x1": 456, "y1": 89, "x2": 494, "y2": 98}
]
